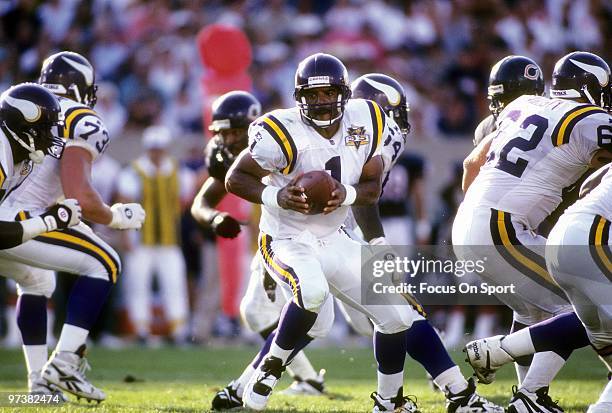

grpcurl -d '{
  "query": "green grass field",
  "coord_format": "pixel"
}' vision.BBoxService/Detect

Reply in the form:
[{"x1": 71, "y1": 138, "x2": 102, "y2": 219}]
[{"x1": 0, "y1": 346, "x2": 606, "y2": 412}]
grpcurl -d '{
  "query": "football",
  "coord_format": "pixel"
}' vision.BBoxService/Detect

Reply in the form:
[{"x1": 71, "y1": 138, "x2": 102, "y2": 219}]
[{"x1": 295, "y1": 171, "x2": 336, "y2": 214}]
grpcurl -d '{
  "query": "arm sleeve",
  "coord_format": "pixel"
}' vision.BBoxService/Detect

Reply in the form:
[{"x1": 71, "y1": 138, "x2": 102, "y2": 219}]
[
  {"x1": 0, "y1": 221, "x2": 25, "y2": 249},
  {"x1": 247, "y1": 121, "x2": 287, "y2": 172}
]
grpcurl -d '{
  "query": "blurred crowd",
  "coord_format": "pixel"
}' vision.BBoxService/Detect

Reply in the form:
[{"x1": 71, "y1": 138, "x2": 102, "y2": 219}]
[{"x1": 0, "y1": 0, "x2": 610, "y2": 349}]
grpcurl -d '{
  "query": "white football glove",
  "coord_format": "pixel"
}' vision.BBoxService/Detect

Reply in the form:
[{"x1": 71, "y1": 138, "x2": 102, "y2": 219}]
[
  {"x1": 40, "y1": 199, "x2": 82, "y2": 231},
  {"x1": 109, "y1": 203, "x2": 146, "y2": 230}
]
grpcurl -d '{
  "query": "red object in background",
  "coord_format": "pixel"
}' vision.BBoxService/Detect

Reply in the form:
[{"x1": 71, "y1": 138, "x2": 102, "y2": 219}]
[
  {"x1": 197, "y1": 24, "x2": 253, "y2": 138},
  {"x1": 197, "y1": 24, "x2": 251, "y2": 75},
  {"x1": 196, "y1": 24, "x2": 254, "y2": 322}
]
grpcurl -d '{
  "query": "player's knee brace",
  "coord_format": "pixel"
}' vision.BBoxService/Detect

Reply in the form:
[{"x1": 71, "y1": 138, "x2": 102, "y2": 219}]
[
  {"x1": 373, "y1": 307, "x2": 416, "y2": 335},
  {"x1": 17, "y1": 273, "x2": 56, "y2": 298},
  {"x1": 300, "y1": 283, "x2": 329, "y2": 313}
]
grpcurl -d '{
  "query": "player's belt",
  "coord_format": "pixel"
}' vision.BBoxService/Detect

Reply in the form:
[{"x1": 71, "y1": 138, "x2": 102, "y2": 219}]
[
  {"x1": 258, "y1": 232, "x2": 304, "y2": 308},
  {"x1": 16, "y1": 210, "x2": 120, "y2": 283},
  {"x1": 588, "y1": 215, "x2": 612, "y2": 281},
  {"x1": 489, "y1": 208, "x2": 567, "y2": 299}
]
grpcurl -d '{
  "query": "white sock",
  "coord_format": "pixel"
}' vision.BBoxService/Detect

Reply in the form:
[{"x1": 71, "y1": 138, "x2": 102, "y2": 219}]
[
  {"x1": 268, "y1": 342, "x2": 293, "y2": 364},
  {"x1": 434, "y1": 365, "x2": 468, "y2": 395},
  {"x1": 501, "y1": 329, "x2": 535, "y2": 358},
  {"x1": 55, "y1": 324, "x2": 89, "y2": 353},
  {"x1": 597, "y1": 380, "x2": 612, "y2": 403},
  {"x1": 515, "y1": 363, "x2": 529, "y2": 386},
  {"x1": 521, "y1": 351, "x2": 566, "y2": 392},
  {"x1": 235, "y1": 364, "x2": 255, "y2": 398},
  {"x1": 287, "y1": 351, "x2": 317, "y2": 381},
  {"x1": 22, "y1": 345, "x2": 48, "y2": 375},
  {"x1": 377, "y1": 370, "x2": 403, "y2": 399}
]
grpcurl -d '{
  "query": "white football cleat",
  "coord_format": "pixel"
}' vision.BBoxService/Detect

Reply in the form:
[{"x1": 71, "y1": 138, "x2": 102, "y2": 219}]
[
  {"x1": 507, "y1": 386, "x2": 563, "y2": 413},
  {"x1": 587, "y1": 402, "x2": 612, "y2": 413},
  {"x1": 42, "y1": 345, "x2": 106, "y2": 403},
  {"x1": 464, "y1": 335, "x2": 513, "y2": 384},
  {"x1": 280, "y1": 369, "x2": 326, "y2": 396},
  {"x1": 371, "y1": 387, "x2": 420, "y2": 413},
  {"x1": 243, "y1": 356, "x2": 285, "y2": 411},
  {"x1": 445, "y1": 377, "x2": 504, "y2": 413},
  {"x1": 29, "y1": 371, "x2": 68, "y2": 402}
]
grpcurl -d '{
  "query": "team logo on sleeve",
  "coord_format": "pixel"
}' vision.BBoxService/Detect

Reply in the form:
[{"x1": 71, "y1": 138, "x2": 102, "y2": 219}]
[{"x1": 345, "y1": 125, "x2": 369, "y2": 150}]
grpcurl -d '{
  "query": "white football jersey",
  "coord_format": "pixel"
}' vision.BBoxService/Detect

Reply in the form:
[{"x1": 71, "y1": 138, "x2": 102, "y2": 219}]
[
  {"x1": 464, "y1": 95, "x2": 611, "y2": 230},
  {"x1": 249, "y1": 99, "x2": 388, "y2": 238},
  {"x1": 566, "y1": 164, "x2": 612, "y2": 221},
  {"x1": 3, "y1": 96, "x2": 110, "y2": 214},
  {"x1": 0, "y1": 130, "x2": 34, "y2": 205}
]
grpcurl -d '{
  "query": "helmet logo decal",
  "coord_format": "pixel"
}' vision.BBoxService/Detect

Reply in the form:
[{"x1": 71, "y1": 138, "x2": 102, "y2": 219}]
[
  {"x1": 524, "y1": 64, "x2": 540, "y2": 80},
  {"x1": 307, "y1": 76, "x2": 330, "y2": 85},
  {"x1": 61, "y1": 56, "x2": 94, "y2": 86},
  {"x1": 363, "y1": 78, "x2": 401, "y2": 106},
  {"x1": 570, "y1": 59, "x2": 609, "y2": 86},
  {"x1": 5, "y1": 95, "x2": 41, "y2": 122}
]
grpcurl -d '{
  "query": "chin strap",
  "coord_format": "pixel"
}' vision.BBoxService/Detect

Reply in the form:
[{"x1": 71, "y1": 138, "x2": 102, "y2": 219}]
[
  {"x1": 581, "y1": 85, "x2": 597, "y2": 106},
  {"x1": 2, "y1": 122, "x2": 44, "y2": 164}
]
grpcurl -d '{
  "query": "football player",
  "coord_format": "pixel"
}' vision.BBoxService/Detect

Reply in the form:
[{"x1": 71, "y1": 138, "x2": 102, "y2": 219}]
[
  {"x1": 193, "y1": 91, "x2": 330, "y2": 407},
  {"x1": 0, "y1": 83, "x2": 82, "y2": 248},
  {"x1": 0, "y1": 51, "x2": 145, "y2": 402},
  {"x1": 456, "y1": 51, "x2": 612, "y2": 412},
  {"x1": 463, "y1": 163, "x2": 611, "y2": 413},
  {"x1": 226, "y1": 53, "x2": 502, "y2": 413},
  {"x1": 465, "y1": 55, "x2": 545, "y2": 191}
]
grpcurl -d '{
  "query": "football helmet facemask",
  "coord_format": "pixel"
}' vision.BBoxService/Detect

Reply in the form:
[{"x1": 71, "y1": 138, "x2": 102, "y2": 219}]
[
  {"x1": 294, "y1": 53, "x2": 351, "y2": 129},
  {"x1": 551, "y1": 51, "x2": 611, "y2": 112},
  {"x1": 0, "y1": 83, "x2": 65, "y2": 163},
  {"x1": 351, "y1": 73, "x2": 411, "y2": 136},
  {"x1": 209, "y1": 91, "x2": 262, "y2": 156},
  {"x1": 39, "y1": 51, "x2": 98, "y2": 108},
  {"x1": 488, "y1": 55, "x2": 544, "y2": 116}
]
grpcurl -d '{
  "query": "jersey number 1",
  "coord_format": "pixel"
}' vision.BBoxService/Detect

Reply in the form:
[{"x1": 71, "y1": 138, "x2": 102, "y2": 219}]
[
  {"x1": 495, "y1": 114, "x2": 548, "y2": 178},
  {"x1": 325, "y1": 156, "x2": 341, "y2": 181}
]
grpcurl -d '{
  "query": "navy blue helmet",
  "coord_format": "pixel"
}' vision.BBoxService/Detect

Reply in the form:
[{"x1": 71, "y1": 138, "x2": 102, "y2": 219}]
[
  {"x1": 551, "y1": 51, "x2": 611, "y2": 112},
  {"x1": 488, "y1": 55, "x2": 544, "y2": 116},
  {"x1": 294, "y1": 53, "x2": 351, "y2": 129},
  {"x1": 0, "y1": 83, "x2": 65, "y2": 161},
  {"x1": 351, "y1": 73, "x2": 411, "y2": 136},
  {"x1": 39, "y1": 51, "x2": 98, "y2": 108}
]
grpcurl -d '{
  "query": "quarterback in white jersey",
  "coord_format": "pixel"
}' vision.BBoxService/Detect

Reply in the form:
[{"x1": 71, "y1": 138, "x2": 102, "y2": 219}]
[
  {"x1": 459, "y1": 51, "x2": 611, "y2": 412},
  {"x1": 226, "y1": 53, "x2": 502, "y2": 413},
  {"x1": 0, "y1": 84, "x2": 81, "y2": 249},
  {"x1": 0, "y1": 52, "x2": 144, "y2": 403}
]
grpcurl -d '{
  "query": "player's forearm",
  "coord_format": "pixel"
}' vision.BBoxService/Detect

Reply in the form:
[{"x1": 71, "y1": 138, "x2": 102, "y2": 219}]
[
  {"x1": 226, "y1": 168, "x2": 267, "y2": 204},
  {"x1": 191, "y1": 179, "x2": 226, "y2": 225},
  {"x1": 0, "y1": 221, "x2": 27, "y2": 249},
  {"x1": 352, "y1": 205, "x2": 384, "y2": 241},
  {"x1": 73, "y1": 187, "x2": 112, "y2": 224},
  {"x1": 353, "y1": 179, "x2": 381, "y2": 206}
]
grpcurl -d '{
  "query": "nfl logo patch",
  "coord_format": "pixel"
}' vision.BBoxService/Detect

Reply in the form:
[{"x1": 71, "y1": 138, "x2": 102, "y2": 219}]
[{"x1": 345, "y1": 126, "x2": 369, "y2": 149}]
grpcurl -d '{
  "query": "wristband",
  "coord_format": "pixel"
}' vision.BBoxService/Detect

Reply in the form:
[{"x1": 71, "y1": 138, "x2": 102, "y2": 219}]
[
  {"x1": 20, "y1": 217, "x2": 49, "y2": 242},
  {"x1": 261, "y1": 186, "x2": 281, "y2": 208},
  {"x1": 341, "y1": 184, "x2": 357, "y2": 206}
]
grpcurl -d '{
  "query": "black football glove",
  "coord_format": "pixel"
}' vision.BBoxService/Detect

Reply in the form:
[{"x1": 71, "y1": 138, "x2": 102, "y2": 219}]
[
  {"x1": 40, "y1": 199, "x2": 82, "y2": 231},
  {"x1": 210, "y1": 212, "x2": 241, "y2": 238}
]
